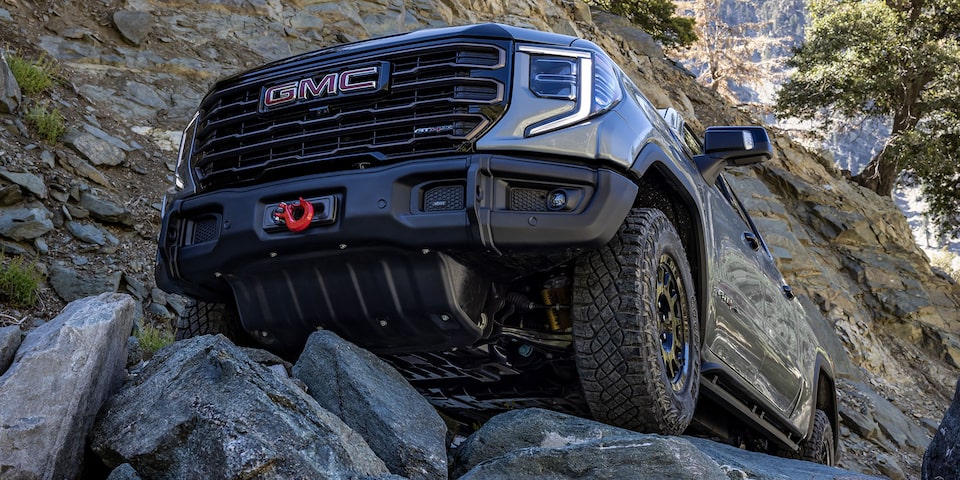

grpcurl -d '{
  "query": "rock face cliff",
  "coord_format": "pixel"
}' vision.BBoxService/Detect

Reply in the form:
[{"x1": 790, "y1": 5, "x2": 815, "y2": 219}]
[{"x1": 0, "y1": 0, "x2": 957, "y2": 478}]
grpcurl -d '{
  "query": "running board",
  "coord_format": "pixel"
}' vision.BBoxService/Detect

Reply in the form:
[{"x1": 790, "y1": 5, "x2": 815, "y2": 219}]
[{"x1": 700, "y1": 374, "x2": 801, "y2": 452}]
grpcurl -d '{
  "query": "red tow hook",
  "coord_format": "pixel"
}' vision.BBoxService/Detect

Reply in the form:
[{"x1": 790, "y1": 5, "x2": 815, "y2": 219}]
[{"x1": 273, "y1": 197, "x2": 314, "y2": 232}]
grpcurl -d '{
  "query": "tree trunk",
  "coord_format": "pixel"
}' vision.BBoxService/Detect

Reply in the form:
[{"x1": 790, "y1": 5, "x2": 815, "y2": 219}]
[
  {"x1": 853, "y1": 78, "x2": 925, "y2": 197},
  {"x1": 852, "y1": 150, "x2": 900, "y2": 196}
]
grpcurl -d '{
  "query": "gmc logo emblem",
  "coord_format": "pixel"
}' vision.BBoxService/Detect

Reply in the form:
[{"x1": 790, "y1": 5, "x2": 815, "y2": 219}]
[{"x1": 260, "y1": 62, "x2": 389, "y2": 110}]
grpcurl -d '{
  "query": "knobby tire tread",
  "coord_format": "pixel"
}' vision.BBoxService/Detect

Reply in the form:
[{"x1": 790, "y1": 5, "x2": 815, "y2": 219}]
[
  {"x1": 175, "y1": 300, "x2": 241, "y2": 342},
  {"x1": 573, "y1": 208, "x2": 700, "y2": 435},
  {"x1": 784, "y1": 409, "x2": 835, "y2": 466}
]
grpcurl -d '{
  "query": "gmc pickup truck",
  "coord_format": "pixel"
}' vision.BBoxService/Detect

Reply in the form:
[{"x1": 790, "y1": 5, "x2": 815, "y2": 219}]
[{"x1": 156, "y1": 23, "x2": 838, "y2": 464}]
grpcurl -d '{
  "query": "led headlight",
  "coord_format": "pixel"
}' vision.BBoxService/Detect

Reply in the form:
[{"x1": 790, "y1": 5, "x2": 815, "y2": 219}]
[
  {"x1": 174, "y1": 111, "x2": 199, "y2": 193},
  {"x1": 530, "y1": 56, "x2": 578, "y2": 100},
  {"x1": 520, "y1": 45, "x2": 622, "y2": 136}
]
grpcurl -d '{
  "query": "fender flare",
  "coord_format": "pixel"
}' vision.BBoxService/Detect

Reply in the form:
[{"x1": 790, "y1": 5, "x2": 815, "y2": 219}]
[
  {"x1": 809, "y1": 352, "x2": 839, "y2": 456},
  {"x1": 629, "y1": 141, "x2": 711, "y2": 340}
]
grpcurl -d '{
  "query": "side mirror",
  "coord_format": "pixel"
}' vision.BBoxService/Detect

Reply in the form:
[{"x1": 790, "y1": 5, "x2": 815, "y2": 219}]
[{"x1": 694, "y1": 126, "x2": 773, "y2": 185}]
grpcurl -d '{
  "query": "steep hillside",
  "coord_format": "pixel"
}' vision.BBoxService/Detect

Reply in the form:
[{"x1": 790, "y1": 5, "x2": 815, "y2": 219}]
[{"x1": 0, "y1": 0, "x2": 957, "y2": 478}]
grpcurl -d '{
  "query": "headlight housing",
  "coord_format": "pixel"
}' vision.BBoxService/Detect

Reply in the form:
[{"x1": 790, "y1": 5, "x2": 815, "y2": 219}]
[
  {"x1": 174, "y1": 111, "x2": 200, "y2": 193},
  {"x1": 520, "y1": 45, "x2": 622, "y2": 136}
]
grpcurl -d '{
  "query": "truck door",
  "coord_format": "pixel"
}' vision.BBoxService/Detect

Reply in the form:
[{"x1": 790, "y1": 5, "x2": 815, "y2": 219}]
[
  {"x1": 702, "y1": 177, "x2": 771, "y2": 386},
  {"x1": 718, "y1": 175, "x2": 804, "y2": 413}
]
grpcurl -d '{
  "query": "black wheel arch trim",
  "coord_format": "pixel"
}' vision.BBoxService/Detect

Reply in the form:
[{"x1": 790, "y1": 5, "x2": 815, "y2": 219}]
[
  {"x1": 810, "y1": 351, "x2": 839, "y2": 459},
  {"x1": 629, "y1": 141, "x2": 711, "y2": 344}
]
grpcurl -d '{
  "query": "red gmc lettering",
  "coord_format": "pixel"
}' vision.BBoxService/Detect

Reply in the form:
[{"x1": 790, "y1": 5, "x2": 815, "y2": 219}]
[
  {"x1": 263, "y1": 81, "x2": 297, "y2": 107},
  {"x1": 262, "y1": 65, "x2": 382, "y2": 109},
  {"x1": 299, "y1": 74, "x2": 337, "y2": 99},
  {"x1": 339, "y1": 66, "x2": 379, "y2": 92}
]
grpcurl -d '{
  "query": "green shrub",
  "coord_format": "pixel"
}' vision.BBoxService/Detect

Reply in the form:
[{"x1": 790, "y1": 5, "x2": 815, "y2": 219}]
[
  {"x1": 25, "y1": 104, "x2": 66, "y2": 143},
  {"x1": 136, "y1": 322, "x2": 175, "y2": 358},
  {"x1": 0, "y1": 256, "x2": 43, "y2": 308},
  {"x1": 6, "y1": 53, "x2": 56, "y2": 96}
]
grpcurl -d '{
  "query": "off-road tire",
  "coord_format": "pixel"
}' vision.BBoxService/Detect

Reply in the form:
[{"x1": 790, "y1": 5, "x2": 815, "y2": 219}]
[
  {"x1": 573, "y1": 207, "x2": 700, "y2": 435},
  {"x1": 789, "y1": 409, "x2": 836, "y2": 466},
  {"x1": 174, "y1": 300, "x2": 245, "y2": 342}
]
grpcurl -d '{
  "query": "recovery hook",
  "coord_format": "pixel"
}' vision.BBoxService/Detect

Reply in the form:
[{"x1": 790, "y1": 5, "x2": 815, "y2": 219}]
[{"x1": 273, "y1": 197, "x2": 314, "y2": 232}]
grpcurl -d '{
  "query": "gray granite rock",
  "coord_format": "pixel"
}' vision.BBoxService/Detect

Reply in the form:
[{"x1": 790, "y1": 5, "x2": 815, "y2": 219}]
[
  {"x1": 0, "y1": 205, "x2": 54, "y2": 241},
  {"x1": 48, "y1": 264, "x2": 123, "y2": 302},
  {"x1": 62, "y1": 127, "x2": 126, "y2": 167},
  {"x1": 113, "y1": 10, "x2": 154, "y2": 47},
  {"x1": 0, "y1": 294, "x2": 135, "y2": 479},
  {"x1": 0, "y1": 325, "x2": 22, "y2": 374},
  {"x1": 91, "y1": 335, "x2": 391, "y2": 479},
  {"x1": 0, "y1": 170, "x2": 46, "y2": 199},
  {"x1": 80, "y1": 192, "x2": 134, "y2": 226},
  {"x1": 294, "y1": 331, "x2": 448, "y2": 480},
  {"x1": 0, "y1": 51, "x2": 20, "y2": 114}
]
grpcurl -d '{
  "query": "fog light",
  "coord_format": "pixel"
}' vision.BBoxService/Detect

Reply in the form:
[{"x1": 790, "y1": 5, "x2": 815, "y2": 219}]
[{"x1": 547, "y1": 189, "x2": 567, "y2": 211}]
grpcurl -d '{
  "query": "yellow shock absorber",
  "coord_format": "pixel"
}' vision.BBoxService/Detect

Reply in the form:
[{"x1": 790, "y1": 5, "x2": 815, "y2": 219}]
[{"x1": 541, "y1": 276, "x2": 572, "y2": 332}]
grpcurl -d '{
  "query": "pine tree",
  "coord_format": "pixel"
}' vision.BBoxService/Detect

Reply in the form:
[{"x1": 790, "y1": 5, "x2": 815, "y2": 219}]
[{"x1": 776, "y1": 0, "x2": 960, "y2": 235}]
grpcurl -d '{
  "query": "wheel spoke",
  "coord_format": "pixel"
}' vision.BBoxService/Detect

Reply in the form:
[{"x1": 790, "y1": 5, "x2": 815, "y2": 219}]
[{"x1": 656, "y1": 254, "x2": 690, "y2": 391}]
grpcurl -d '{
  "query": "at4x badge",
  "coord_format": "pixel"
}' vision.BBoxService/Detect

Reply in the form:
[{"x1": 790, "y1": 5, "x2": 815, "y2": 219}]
[{"x1": 260, "y1": 62, "x2": 390, "y2": 111}]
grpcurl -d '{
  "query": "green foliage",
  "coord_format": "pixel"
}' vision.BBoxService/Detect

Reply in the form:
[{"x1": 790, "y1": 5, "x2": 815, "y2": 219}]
[
  {"x1": 135, "y1": 322, "x2": 175, "y2": 358},
  {"x1": 775, "y1": 0, "x2": 960, "y2": 234},
  {"x1": 24, "y1": 104, "x2": 66, "y2": 143},
  {"x1": 896, "y1": 110, "x2": 960, "y2": 238},
  {"x1": 588, "y1": 0, "x2": 697, "y2": 47},
  {"x1": 0, "y1": 256, "x2": 44, "y2": 308},
  {"x1": 6, "y1": 53, "x2": 57, "y2": 96}
]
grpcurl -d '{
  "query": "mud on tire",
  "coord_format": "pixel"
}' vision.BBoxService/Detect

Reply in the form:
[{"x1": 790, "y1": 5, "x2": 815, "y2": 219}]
[{"x1": 573, "y1": 207, "x2": 700, "y2": 435}]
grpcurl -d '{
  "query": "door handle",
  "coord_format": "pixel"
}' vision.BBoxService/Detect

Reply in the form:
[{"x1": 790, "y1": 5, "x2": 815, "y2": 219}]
[{"x1": 743, "y1": 232, "x2": 761, "y2": 251}]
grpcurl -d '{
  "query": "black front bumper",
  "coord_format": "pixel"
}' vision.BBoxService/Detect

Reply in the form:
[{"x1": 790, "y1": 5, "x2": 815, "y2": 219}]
[{"x1": 156, "y1": 154, "x2": 637, "y2": 353}]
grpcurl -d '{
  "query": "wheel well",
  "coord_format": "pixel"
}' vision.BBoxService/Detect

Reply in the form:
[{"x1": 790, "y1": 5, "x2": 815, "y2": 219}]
[
  {"x1": 814, "y1": 365, "x2": 839, "y2": 451},
  {"x1": 633, "y1": 166, "x2": 705, "y2": 338}
]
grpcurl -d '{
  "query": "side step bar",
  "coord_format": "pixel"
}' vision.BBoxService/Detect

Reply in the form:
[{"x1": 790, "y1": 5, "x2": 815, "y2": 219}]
[{"x1": 699, "y1": 373, "x2": 801, "y2": 452}]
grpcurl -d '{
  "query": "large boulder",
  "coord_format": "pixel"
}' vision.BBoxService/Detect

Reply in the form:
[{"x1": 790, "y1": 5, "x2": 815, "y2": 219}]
[
  {"x1": 0, "y1": 293, "x2": 136, "y2": 479},
  {"x1": 451, "y1": 408, "x2": 636, "y2": 478},
  {"x1": 91, "y1": 334, "x2": 391, "y2": 480},
  {"x1": 452, "y1": 408, "x2": 882, "y2": 480},
  {"x1": 457, "y1": 435, "x2": 727, "y2": 480},
  {"x1": 685, "y1": 436, "x2": 881, "y2": 480},
  {"x1": 922, "y1": 379, "x2": 960, "y2": 480},
  {"x1": 293, "y1": 330, "x2": 448, "y2": 480},
  {"x1": 0, "y1": 324, "x2": 21, "y2": 373},
  {"x1": 453, "y1": 409, "x2": 727, "y2": 480},
  {"x1": 0, "y1": 51, "x2": 20, "y2": 114}
]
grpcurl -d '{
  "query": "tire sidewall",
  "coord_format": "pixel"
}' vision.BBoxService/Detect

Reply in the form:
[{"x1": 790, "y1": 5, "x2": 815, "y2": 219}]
[{"x1": 573, "y1": 208, "x2": 700, "y2": 435}]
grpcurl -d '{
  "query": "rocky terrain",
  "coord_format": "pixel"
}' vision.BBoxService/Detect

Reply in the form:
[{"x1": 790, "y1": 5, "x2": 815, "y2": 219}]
[
  {"x1": 0, "y1": 293, "x2": 883, "y2": 478},
  {"x1": 0, "y1": 0, "x2": 958, "y2": 478}
]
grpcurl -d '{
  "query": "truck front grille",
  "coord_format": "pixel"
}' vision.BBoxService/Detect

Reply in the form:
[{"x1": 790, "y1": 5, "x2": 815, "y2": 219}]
[{"x1": 191, "y1": 43, "x2": 508, "y2": 192}]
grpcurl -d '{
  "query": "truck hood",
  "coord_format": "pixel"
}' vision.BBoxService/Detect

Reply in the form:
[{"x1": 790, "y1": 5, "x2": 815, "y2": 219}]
[{"x1": 216, "y1": 23, "x2": 577, "y2": 89}]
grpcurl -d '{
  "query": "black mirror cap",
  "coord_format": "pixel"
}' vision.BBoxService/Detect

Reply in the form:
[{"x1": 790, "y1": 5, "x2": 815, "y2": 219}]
[{"x1": 702, "y1": 126, "x2": 774, "y2": 166}]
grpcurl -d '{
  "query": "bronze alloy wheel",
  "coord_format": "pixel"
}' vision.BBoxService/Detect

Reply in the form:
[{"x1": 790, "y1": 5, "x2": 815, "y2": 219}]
[{"x1": 656, "y1": 253, "x2": 692, "y2": 393}]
